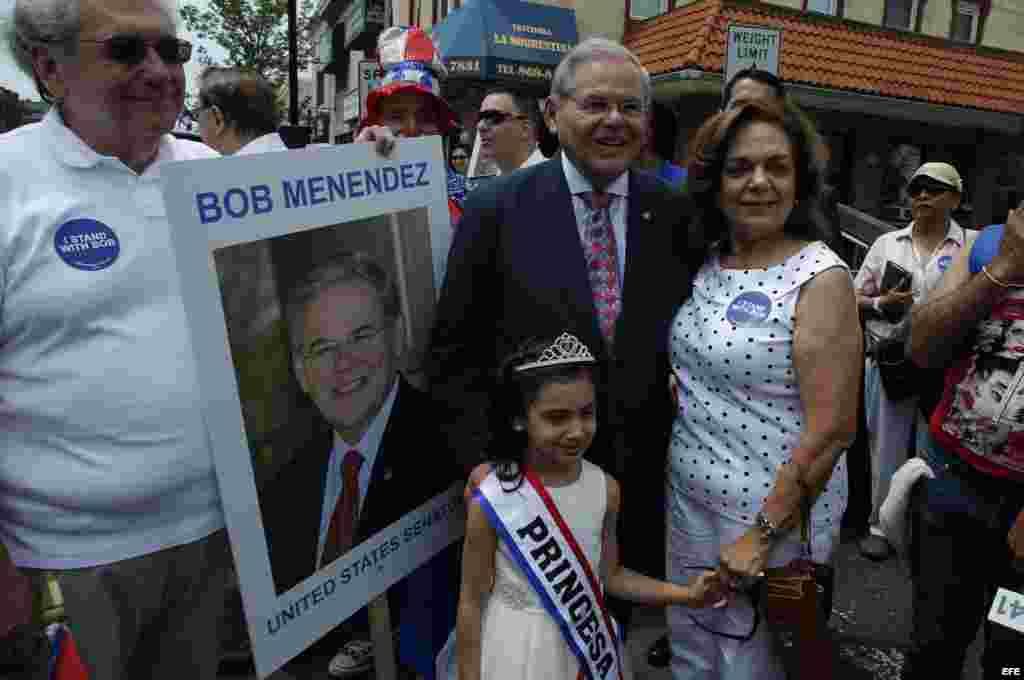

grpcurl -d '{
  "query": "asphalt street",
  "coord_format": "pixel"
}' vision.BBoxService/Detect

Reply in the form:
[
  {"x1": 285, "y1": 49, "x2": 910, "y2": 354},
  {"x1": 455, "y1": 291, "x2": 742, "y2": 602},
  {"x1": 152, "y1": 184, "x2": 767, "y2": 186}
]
[{"x1": 222, "y1": 537, "x2": 987, "y2": 680}]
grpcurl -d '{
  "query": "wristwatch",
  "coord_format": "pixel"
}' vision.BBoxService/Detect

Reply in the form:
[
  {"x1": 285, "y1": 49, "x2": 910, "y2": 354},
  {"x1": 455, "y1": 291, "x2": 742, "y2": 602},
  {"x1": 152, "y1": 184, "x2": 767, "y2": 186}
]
[{"x1": 755, "y1": 511, "x2": 782, "y2": 542}]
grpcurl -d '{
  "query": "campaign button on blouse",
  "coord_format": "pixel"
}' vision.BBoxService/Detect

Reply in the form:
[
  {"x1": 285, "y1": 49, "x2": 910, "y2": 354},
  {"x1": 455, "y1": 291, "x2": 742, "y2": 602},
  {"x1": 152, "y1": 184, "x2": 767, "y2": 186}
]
[
  {"x1": 54, "y1": 219, "x2": 120, "y2": 271},
  {"x1": 938, "y1": 255, "x2": 953, "y2": 272},
  {"x1": 726, "y1": 291, "x2": 772, "y2": 326}
]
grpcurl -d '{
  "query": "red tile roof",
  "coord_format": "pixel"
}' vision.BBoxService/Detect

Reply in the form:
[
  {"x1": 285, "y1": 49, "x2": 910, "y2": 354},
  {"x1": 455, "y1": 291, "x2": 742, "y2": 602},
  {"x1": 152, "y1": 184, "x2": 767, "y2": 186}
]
[{"x1": 624, "y1": 0, "x2": 1024, "y2": 115}]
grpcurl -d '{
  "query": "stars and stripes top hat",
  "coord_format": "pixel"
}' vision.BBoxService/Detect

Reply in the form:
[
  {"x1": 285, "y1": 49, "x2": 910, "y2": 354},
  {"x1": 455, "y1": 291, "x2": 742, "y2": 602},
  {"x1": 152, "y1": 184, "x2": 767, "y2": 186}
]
[{"x1": 363, "y1": 26, "x2": 459, "y2": 133}]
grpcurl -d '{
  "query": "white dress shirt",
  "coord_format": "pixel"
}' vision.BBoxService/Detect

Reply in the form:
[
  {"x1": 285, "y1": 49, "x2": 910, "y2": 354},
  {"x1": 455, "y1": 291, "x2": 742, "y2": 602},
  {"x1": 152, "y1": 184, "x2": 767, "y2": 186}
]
[
  {"x1": 316, "y1": 378, "x2": 400, "y2": 568},
  {"x1": 518, "y1": 147, "x2": 547, "y2": 170},
  {"x1": 493, "y1": 147, "x2": 546, "y2": 176},
  {"x1": 561, "y1": 153, "x2": 629, "y2": 283}
]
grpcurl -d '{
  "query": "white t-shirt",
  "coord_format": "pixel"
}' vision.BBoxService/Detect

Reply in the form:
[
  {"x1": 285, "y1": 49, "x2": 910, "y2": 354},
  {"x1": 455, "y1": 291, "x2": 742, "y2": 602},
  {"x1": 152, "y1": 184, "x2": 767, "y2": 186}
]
[{"x1": 0, "y1": 110, "x2": 225, "y2": 568}]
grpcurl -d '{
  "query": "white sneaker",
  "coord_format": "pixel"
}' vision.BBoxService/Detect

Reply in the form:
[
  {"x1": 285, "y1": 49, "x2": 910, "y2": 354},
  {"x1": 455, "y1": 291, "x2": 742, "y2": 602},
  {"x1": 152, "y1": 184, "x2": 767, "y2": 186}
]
[{"x1": 328, "y1": 639, "x2": 374, "y2": 678}]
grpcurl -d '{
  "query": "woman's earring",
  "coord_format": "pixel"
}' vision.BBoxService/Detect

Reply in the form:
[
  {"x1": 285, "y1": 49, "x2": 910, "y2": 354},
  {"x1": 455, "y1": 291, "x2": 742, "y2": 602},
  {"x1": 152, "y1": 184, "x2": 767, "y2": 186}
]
[{"x1": 513, "y1": 421, "x2": 525, "y2": 432}]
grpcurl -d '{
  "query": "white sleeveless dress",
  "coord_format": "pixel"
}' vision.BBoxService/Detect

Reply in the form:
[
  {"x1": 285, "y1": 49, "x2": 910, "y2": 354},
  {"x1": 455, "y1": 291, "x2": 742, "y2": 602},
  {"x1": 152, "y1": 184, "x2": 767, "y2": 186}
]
[{"x1": 479, "y1": 460, "x2": 618, "y2": 680}]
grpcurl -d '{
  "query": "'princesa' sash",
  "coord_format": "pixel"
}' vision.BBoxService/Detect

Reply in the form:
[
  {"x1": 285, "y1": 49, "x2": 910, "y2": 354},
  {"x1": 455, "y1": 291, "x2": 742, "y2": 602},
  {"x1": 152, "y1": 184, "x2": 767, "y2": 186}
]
[{"x1": 474, "y1": 468, "x2": 625, "y2": 680}]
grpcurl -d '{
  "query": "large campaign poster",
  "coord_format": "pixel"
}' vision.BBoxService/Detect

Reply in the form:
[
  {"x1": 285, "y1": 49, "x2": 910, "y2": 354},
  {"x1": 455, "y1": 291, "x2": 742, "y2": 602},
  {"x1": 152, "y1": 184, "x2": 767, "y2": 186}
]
[{"x1": 160, "y1": 137, "x2": 464, "y2": 678}]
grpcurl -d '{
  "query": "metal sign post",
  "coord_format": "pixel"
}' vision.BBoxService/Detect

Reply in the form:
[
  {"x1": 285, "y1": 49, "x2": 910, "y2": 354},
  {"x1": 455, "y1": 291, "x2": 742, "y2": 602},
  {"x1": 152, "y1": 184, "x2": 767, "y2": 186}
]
[
  {"x1": 368, "y1": 594, "x2": 398, "y2": 680},
  {"x1": 359, "y1": 60, "x2": 382, "y2": 121}
]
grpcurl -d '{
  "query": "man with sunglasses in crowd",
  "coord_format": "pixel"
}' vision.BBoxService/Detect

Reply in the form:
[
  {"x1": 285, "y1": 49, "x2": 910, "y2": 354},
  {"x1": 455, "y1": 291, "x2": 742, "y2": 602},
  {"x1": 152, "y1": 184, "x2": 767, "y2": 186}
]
[
  {"x1": 853, "y1": 162, "x2": 973, "y2": 561},
  {"x1": 0, "y1": 1, "x2": 227, "y2": 679},
  {"x1": 476, "y1": 88, "x2": 546, "y2": 176}
]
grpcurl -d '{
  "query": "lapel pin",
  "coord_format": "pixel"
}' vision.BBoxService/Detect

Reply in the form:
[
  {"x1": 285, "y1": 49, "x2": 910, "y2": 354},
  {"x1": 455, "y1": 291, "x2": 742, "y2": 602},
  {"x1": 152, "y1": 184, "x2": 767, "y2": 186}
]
[
  {"x1": 383, "y1": 468, "x2": 393, "y2": 481},
  {"x1": 642, "y1": 211, "x2": 653, "y2": 222}
]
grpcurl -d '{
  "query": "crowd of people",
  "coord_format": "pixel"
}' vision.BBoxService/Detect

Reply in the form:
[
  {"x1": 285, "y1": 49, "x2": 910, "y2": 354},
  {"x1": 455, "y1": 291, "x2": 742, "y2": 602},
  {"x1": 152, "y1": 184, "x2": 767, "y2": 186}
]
[{"x1": 1, "y1": 0, "x2": 1022, "y2": 679}]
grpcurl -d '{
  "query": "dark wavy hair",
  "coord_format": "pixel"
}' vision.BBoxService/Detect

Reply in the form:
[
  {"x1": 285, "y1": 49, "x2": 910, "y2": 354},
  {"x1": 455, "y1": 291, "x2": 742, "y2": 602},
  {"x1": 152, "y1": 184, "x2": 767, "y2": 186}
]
[
  {"x1": 487, "y1": 336, "x2": 599, "y2": 490},
  {"x1": 685, "y1": 99, "x2": 832, "y2": 264}
]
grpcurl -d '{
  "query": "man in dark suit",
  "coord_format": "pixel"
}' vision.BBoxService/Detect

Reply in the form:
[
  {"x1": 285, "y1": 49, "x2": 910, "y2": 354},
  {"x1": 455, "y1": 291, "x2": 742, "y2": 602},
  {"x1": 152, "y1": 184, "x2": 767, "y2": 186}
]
[
  {"x1": 429, "y1": 38, "x2": 698, "y2": 625},
  {"x1": 260, "y1": 251, "x2": 457, "y2": 677}
]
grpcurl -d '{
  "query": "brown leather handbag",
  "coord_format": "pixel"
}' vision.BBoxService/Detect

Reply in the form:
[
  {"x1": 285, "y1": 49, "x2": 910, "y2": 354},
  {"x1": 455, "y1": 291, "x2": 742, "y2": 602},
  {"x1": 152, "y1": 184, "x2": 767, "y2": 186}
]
[{"x1": 760, "y1": 496, "x2": 833, "y2": 678}]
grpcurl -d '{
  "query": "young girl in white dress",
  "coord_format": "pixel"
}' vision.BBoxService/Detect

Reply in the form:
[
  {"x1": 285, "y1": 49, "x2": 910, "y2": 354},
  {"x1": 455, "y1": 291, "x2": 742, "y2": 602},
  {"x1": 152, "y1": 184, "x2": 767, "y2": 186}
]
[{"x1": 455, "y1": 334, "x2": 725, "y2": 680}]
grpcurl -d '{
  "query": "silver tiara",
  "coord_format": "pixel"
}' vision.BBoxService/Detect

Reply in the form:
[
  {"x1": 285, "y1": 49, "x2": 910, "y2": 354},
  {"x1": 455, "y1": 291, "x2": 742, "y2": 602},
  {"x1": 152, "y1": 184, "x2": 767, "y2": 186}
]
[{"x1": 515, "y1": 333, "x2": 596, "y2": 372}]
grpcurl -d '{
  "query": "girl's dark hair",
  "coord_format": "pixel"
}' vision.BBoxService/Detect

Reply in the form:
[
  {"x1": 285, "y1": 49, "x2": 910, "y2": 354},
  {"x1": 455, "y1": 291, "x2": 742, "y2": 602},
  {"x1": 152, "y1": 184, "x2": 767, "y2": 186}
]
[
  {"x1": 487, "y1": 336, "x2": 599, "y2": 490},
  {"x1": 684, "y1": 99, "x2": 832, "y2": 269}
]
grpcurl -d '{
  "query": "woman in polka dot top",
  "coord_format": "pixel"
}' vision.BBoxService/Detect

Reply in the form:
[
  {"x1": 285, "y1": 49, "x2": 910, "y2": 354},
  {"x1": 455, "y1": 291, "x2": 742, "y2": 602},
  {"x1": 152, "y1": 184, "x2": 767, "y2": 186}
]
[{"x1": 663, "y1": 101, "x2": 862, "y2": 679}]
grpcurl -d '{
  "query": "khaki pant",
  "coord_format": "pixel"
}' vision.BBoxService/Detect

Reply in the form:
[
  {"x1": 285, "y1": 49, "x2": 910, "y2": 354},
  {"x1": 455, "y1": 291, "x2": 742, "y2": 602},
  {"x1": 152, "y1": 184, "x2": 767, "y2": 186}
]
[{"x1": 25, "y1": 530, "x2": 230, "y2": 680}]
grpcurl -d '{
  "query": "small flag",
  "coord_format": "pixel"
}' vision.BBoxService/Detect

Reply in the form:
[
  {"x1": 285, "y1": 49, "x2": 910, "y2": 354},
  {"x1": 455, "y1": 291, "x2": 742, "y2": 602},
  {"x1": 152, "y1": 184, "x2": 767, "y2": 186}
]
[{"x1": 47, "y1": 624, "x2": 89, "y2": 680}]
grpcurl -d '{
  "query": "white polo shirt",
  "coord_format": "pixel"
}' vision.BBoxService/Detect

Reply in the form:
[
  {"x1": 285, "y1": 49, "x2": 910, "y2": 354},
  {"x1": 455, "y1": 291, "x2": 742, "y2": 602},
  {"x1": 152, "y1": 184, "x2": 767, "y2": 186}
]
[
  {"x1": 0, "y1": 110, "x2": 225, "y2": 568},
  {"x1": 236, "y1": 132, "x2": 288, "y2": 155}
]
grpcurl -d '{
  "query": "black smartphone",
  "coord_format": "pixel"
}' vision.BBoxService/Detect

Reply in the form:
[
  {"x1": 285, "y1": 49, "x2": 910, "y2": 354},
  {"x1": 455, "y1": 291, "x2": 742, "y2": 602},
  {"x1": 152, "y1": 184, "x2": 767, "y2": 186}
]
[{"x1": 881, "y1": 261, "x2": 912, "y2": 294}]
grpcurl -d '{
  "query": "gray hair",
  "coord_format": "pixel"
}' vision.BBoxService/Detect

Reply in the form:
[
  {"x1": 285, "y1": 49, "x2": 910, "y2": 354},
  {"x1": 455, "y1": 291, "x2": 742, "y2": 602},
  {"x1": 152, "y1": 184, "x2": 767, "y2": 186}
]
[
  {"x1": 550, "y1": 37, "x2": 651, "y2": 110},
  {"x1": 7, "y1": 0, "x2": 179, "y2": 103},
  {"x1": 199, "y1": 66, "x2": 280, "y2": 141},
  {"x1": 285, "y1": 251, "x2": 401, "y2": 352}
]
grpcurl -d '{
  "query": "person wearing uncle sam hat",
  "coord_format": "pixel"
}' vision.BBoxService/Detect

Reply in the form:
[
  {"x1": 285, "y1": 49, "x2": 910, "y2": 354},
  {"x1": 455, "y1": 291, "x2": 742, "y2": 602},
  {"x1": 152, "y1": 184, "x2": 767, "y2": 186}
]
[
  {"x1": 853, "y1": 160, "x2": 973, "y2": 564},
  {"x1": 357, "y1": 26, "x2": 467, "y2": 224}
]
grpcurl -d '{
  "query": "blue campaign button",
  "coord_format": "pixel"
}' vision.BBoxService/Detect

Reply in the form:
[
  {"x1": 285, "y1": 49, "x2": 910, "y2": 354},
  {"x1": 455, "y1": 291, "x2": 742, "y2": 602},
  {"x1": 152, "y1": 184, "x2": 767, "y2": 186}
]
[
  {"x1": 937, "y1": 255, "x2": 952, "y2": 272},
  {"x1": 726, "y1": 291, "x2": 772, "y2": 326},
  {"x1": 53, "y1": 219, "x2": 120, "y2": 271}
]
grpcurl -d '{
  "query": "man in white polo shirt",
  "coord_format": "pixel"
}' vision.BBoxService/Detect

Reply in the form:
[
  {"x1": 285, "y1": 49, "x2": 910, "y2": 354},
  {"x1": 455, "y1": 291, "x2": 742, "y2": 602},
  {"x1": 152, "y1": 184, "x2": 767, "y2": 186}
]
[
  {"x1": 476, "y1": 88, "x2": 546, "y2": 175},
  {"x1": 1, "y1": 1, "x2": 225, "y2": 678}
]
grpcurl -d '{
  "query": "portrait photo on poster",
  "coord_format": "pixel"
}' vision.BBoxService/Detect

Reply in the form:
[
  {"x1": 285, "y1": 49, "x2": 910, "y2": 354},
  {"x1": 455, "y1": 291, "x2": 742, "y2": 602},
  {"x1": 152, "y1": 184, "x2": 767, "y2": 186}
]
[{"x1": 159, "y1": 138, "x2": 464, "y2": 678}]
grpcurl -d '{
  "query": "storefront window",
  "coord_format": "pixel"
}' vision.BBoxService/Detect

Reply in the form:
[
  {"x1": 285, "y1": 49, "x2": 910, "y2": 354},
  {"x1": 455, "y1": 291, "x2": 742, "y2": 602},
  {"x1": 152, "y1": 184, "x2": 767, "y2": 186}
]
[
  {"x1": 994, "y1": 152, "x2": 1024, "y2": 223},
  {"x1": 951, "y1": 1, "x2": 980, "y2": 42},
  {"x1": 807, "y1": 0, "x2": 838, "y2": 15},
  {"x1": 883, "y1": 0, "x2": 919, "y2": 29},
  {"x1": 631, "y1": 0, "x2": 668, "y2": 20}
]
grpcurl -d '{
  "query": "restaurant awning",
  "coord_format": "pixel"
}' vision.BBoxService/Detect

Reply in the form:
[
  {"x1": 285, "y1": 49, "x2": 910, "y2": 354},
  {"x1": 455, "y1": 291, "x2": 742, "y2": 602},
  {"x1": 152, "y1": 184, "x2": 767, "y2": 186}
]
[{"x1": 431, "y1": 0, "x2": 578, "y2": 87}]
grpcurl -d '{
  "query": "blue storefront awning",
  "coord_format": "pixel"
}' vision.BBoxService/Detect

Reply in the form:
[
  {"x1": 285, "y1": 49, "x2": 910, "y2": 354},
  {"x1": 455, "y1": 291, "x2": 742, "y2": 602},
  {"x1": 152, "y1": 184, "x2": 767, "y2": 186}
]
[{"x1": 431, "y1": 0, "x2": 578, "y2": 86}]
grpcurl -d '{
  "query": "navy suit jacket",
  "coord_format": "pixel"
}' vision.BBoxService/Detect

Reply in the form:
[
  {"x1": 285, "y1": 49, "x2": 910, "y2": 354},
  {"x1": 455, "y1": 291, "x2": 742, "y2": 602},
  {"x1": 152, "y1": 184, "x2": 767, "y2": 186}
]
[{"x1": 428, "y1": 157, "x2": 699, "y2": 561}]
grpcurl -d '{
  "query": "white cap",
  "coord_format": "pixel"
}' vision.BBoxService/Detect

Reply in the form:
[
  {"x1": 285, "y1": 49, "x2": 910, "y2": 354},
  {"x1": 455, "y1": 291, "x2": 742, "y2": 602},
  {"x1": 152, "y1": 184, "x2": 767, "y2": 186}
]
[{"x1": 909, "y1": 162, "x2": 963, "y2": 193}]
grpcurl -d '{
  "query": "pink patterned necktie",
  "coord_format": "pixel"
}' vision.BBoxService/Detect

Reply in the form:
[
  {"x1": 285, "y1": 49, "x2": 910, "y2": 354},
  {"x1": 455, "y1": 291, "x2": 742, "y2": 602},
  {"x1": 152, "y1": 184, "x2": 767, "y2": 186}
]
[{"x1": 580, "y1": 191, "x2": 621, "y2": 348}]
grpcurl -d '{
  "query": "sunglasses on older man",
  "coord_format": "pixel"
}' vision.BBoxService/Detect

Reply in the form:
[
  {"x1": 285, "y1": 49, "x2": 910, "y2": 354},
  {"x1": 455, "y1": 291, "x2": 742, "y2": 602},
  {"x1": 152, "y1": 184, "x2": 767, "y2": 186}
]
[
  {"x1": 907, "y1": 180, "x2": 953, "y2": 198},
  {"x1": 78, "y1": 35, "x2": 193, "y2": 66}
]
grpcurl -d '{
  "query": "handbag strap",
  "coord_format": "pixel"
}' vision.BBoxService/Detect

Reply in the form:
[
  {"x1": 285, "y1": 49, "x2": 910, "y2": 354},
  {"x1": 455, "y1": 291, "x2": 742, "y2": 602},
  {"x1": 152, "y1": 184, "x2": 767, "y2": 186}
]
[{"x1": 799, "y1": 476, "x2": 812, "y2": 559}]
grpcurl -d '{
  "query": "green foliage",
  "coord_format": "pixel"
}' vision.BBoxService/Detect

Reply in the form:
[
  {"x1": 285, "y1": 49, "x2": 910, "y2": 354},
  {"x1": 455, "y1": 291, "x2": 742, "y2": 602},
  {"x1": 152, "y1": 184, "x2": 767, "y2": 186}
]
[{"x1": 180, "y1": 0, "x2": 316, "y2": 87}]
